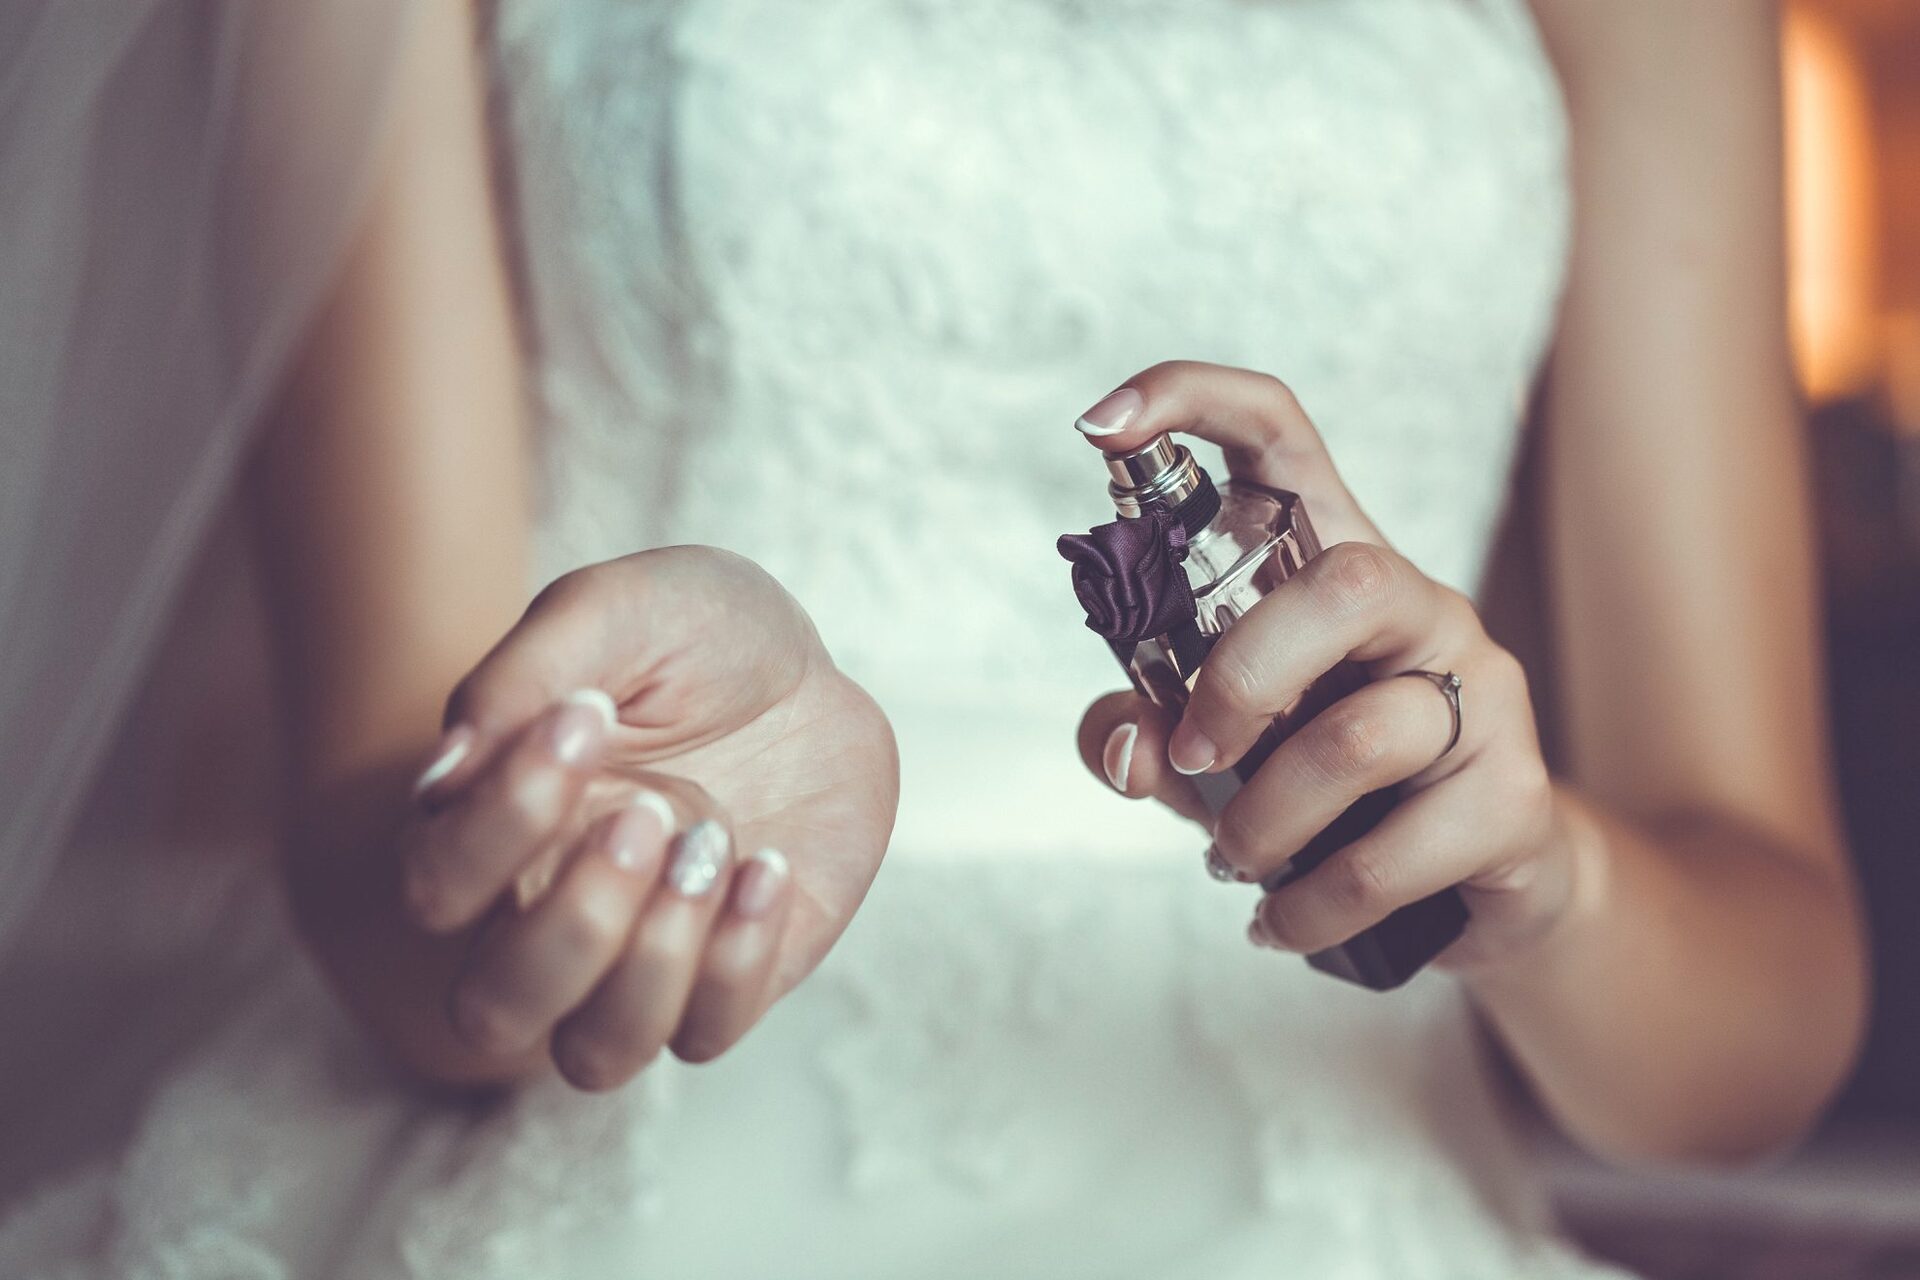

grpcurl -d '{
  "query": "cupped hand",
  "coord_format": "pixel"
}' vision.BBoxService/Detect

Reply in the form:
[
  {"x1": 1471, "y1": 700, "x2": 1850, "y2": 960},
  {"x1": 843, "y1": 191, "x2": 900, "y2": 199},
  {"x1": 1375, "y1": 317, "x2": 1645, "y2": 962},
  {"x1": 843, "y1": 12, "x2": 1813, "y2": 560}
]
[
  {"x1": 401, "y1": 546, "x2": 898, "y2": 1088},
  {"x1": 1074, "y1": 362, "x2": 1577, "y2": 970}
]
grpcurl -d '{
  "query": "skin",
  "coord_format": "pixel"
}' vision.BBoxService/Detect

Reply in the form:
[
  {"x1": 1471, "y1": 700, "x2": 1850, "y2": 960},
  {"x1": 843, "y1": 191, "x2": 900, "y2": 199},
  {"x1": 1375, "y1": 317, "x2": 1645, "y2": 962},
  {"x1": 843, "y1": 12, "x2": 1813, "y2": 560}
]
[
  {"x1": 255, "y1": 0, "x2": 1860, "y2": 1166},
  {"x1": 1076, "y1": 1, "x2": 1866, "y2": 1167},
  {"x1": 251, "y1": 0, "x2": 896, "y2": 1091}
]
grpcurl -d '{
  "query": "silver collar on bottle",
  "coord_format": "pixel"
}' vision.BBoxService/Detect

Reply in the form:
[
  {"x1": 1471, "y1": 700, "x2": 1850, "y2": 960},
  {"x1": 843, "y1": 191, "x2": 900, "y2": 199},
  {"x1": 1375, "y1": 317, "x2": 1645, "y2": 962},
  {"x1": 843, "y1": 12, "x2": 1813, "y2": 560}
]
[{"x1": 1105, "y1": 435, "x2": 1204, "y2": 518}]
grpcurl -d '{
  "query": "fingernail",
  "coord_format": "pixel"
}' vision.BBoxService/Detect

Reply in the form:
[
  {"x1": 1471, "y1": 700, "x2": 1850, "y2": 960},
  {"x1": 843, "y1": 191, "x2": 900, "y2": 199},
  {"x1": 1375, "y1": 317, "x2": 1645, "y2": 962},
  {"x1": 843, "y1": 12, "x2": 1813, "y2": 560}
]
[
  {"x1": 732, "y1": 848, "x2": 790, "y2": 919},
  {"x1": 545, "y1": 693, "x2": 611, "y2": 766},
  {"x1": 667, "y1": 819, "x2": 732, "y2": 897},
  {"x1": 1168, "y1": 723, "x2": 1217, "y2": 776},
  {"x1": 1102, "y1": 722, "x2": 1139, "y2": 793},
  {"x1": 565, "y1": 687, "x2": 620, "y2": 730},
  {"x1": 611, "y1": 790, "x2": 677, "y2": 873},
  {"x1": 1248, "y1": 915, "x2": 1279, "y2": 950},
  {"x1": 1074, "y1": 386, "x2": 1143, "y2": 437},
  {"x1": 412, "y1": 726, "x2": 475, "y2": 798},
  {"x1": 1205, "y1": 843, "x2": 1241, "y2": 883}
]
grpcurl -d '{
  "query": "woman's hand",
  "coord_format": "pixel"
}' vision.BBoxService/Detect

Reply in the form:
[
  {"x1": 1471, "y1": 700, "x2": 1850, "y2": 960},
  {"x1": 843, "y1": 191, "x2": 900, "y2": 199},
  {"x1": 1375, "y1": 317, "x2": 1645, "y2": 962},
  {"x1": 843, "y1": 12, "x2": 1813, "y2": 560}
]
[
  {"x1": 1074, "y1": 362, "x2": 1574, "y2": 969},
  {"x1": 401, "y1": 546, "x2": 898, "y2": 1089}
]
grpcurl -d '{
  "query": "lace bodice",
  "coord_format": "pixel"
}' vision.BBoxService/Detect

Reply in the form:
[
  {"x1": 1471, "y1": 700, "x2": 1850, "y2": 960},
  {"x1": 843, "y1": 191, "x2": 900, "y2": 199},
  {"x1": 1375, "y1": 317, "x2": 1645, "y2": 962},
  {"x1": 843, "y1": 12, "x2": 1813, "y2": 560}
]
[
  {"x1": 502, "y1": 0, "x2": 1569, "y2": 858},
  {"x1": 504, "y1": 0, "x2": 1566, "y2": 681},
  {"x1": 0, "y1": 4, "x2": 1617, "y2": 1277}
]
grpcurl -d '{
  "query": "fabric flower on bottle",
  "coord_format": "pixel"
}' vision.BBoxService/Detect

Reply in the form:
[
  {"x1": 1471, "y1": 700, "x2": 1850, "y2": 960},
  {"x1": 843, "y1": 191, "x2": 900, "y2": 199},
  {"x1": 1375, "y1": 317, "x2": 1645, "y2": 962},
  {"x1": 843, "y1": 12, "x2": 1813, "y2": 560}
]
[{"x1": 1056, "y1": 510, "x2": 1196, "y2": 645}]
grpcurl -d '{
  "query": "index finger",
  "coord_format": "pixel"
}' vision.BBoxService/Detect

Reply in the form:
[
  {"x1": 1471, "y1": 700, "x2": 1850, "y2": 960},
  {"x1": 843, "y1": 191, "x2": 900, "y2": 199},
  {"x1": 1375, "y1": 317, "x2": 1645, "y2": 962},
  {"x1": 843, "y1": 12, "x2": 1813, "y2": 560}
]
[{"x1": 1072, "y1": 361, "x2": 1385, "y2": 547}]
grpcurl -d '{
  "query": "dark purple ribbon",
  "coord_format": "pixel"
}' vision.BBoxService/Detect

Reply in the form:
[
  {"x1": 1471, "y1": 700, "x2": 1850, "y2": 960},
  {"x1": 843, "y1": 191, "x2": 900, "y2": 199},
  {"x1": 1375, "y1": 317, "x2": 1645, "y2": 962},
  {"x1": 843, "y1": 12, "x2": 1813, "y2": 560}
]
[{"x1": 1057, "y1": 509, "x2": 1196, "y2": 645}]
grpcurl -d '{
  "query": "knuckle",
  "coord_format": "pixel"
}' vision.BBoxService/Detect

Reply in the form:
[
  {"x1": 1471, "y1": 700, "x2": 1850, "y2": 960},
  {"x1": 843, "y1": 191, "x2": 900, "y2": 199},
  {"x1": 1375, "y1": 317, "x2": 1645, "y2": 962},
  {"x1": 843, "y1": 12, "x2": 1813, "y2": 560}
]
[
  {"x1": 1319, "y1": 542, "x2": 1396, "y2": 616},
  {"x1": 1202, "y1": 645, "x2": 1268, "y2": 718},
  {"x1": 552, "y1": 891, "x2": 631, "y2": 958},
  {"x1": 1319, "y1": 706, "x2": 1390, "y2": 778},
  {"x1": 1432, "y1": 581, "x2": 1473, "y2": 614},
  {"x1": 1328, "y1": 847, "x2": 1395, "y2": 918},
  {"x1": 1485, "y1": 644, "x2": 1530, "y2": 700},
  {"x1": 629, "y1": 923, "x2": 686, "y2": 974},
  {"x1": 530, "y1": 564, "x2": 602, "y2": 616},
  {"x1": 1503, "y1": 751, "x2": 1554, "y2": 821},
  {"x1": 1251, "y1": 370, "x2": 1302, "y2": 415},
  {"x1": 699, "y1": 938, "x2": 761, "y2": 988}
]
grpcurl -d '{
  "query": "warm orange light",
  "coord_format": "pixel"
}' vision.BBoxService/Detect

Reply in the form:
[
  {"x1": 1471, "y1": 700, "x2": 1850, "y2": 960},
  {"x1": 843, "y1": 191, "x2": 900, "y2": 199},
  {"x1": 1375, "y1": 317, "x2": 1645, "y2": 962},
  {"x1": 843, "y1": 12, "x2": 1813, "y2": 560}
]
[{"x1": 1784, "y1": 3, "x2": 1881, "y2": 402}]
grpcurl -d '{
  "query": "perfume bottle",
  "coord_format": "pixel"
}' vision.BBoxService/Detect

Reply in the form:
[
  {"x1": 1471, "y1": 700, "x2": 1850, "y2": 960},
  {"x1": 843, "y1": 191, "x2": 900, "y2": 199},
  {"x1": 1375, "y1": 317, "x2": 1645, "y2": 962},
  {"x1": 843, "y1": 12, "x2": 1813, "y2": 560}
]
[{"x1": 1062, "y1": 435, "x2": 1468, "y2": 991}]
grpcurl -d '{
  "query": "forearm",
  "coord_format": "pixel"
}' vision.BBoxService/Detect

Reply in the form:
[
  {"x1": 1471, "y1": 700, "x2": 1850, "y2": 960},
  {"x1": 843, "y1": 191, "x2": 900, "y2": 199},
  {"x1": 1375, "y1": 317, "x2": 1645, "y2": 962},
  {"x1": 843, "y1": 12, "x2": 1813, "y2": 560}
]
[
  {"x1": 1465, "y1": 786, "x2": 1866, "y2": 1167},
  {"x1": 243, "y1": 0, "x2": 535, "y2": 1088}
]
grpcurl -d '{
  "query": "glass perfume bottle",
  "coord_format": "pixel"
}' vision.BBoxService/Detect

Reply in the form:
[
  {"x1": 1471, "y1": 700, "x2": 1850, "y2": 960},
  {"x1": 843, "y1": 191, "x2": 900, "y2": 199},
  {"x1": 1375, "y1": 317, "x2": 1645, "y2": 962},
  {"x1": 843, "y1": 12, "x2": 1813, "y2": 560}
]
[{"x1": 1069, "y1": 435, "x2": 1468, "y2": 991}]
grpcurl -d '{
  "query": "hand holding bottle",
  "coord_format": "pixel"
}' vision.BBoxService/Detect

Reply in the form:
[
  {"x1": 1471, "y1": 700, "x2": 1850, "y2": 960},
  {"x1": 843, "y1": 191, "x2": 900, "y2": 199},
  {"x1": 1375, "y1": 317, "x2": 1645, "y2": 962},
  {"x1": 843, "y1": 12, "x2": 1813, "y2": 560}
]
[{"x1": 1073, "y1": 362, "x2": 1577, "y2": 973}]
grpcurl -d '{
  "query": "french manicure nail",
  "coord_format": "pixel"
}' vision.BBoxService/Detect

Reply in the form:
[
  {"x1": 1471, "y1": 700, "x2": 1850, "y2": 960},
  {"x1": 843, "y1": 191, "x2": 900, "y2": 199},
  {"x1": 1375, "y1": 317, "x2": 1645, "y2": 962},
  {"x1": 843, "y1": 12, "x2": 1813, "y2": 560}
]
[
  {"x1": 546, "y1": 695, "x2": 609, "y2": 766},
  {"x1": 1205, "y1": 843, "x2": 1240, "y2": 883},
  {"x1": 1074, "y1": 386, "x2": 1143, "y2": 437},
  {"x1": 732, "y1": 848, "x2": 790, "y2": 919},
  {"x1": 1102, "y1": 722, "x2": 1139, "y2": 793},
  {"x1": 1169, "y1": 724, "x2": 1217, "y2": 776},
  {"x1": 611, "y1": 790, "x2": 677, "y2": 872},
  {"x1": 413, "y1": 727, "x2": 475, "y2": 797},
  {"x1": 667, "y1": 819, "x2": 732, "y2": 897},
  {"x1": 565, "y1": 687, "x2": 620, "y2": 730}
]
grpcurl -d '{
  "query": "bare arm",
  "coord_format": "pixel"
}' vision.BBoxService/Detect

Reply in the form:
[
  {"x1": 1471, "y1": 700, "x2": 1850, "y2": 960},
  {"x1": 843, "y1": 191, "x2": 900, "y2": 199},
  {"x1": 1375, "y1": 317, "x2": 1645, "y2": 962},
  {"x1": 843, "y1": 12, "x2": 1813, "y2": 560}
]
[
  {"x1": 1474, "y1": 0, "x2": 1867, "y2": 1163},
  {"x1": 246, "y1": 2, "x2": 899, "y2": 1092},
  {"x1": 1071, "y1": 2, "x2": 1866, "y2": 1168},
  {"x1": 249, "y1": 0, "x2": 539, "y2": 1083}
]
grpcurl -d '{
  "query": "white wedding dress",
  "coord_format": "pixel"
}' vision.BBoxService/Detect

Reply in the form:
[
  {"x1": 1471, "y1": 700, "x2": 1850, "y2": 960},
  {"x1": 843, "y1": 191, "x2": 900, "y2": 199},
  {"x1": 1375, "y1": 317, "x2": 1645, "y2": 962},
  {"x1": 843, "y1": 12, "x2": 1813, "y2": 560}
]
[{"x1": 0, "y1": 2, "x2": 1631, "y2": 1276}]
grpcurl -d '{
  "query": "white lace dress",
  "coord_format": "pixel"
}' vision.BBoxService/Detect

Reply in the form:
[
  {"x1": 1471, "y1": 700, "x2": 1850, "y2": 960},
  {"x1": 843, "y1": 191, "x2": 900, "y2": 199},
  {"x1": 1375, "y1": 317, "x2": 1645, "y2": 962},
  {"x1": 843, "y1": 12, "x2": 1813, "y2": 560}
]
[{"x1": 0, "y1": 2, "x2": 1632, "y2": 1276}]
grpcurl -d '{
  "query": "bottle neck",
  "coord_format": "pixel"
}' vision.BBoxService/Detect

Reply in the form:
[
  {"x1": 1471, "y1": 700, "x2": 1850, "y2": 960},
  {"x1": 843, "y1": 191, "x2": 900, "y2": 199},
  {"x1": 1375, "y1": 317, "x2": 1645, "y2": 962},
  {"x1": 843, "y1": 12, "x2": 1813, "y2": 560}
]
[{"x1": 1104, "y1": 436, "x2": 1221, "y2": 537}]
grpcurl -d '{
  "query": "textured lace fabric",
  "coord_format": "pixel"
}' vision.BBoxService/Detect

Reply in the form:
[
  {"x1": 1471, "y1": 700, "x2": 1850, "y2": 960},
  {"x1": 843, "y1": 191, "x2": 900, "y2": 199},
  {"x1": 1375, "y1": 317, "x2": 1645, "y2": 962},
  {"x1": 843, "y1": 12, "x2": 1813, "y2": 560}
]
[{"x1": 0, "y1": 2, "x2": 1638, "y2": 1276}]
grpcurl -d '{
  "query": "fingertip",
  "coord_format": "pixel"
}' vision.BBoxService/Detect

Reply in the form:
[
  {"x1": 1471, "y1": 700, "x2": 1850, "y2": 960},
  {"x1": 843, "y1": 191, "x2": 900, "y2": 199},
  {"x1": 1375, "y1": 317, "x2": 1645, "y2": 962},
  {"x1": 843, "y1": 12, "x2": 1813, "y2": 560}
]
[
  {"x1": 729, "y1": 847, "x2": 791, "y2": 920},
  {"x1": 539, "y1": 693, "x2": 614, "y2": 768},
  {"x1": 412, "y1": 725, "x2": 477, "y2": 803},
  {"x1": 1073, "y1": 385, "x2": 1144, "y2": 440},
  {"x1": 665, "y1": 819, "x2": 734, "y2": 899},
  {"x1": 609, "y1": 792, "x2": 675, "y2": 875},
  {"x1": 564, "y1": 686, "x2": 620, "y2": 731},
  {"x1": 628, "y1": 788, "x2": 679, "y2": 839},
  {"x1": 1167, "y1": 721, "x2": 1219, "y2": 776}
]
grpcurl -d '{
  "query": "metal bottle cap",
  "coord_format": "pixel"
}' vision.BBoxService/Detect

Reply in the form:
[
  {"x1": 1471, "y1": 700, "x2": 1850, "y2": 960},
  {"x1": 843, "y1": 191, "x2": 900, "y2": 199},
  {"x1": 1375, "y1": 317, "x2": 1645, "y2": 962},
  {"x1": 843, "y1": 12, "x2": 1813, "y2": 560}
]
[{"x1": 1104, "y1": 434, "x2": 1206, "y2": 518}]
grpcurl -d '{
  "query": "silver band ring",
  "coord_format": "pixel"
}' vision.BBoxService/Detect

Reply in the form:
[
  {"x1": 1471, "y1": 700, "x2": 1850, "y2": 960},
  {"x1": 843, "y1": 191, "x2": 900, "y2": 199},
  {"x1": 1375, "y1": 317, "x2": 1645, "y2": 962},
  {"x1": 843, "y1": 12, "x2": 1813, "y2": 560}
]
[{"x1": 1401, "y1": 670, "x2": 1463, "y2": 763}]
